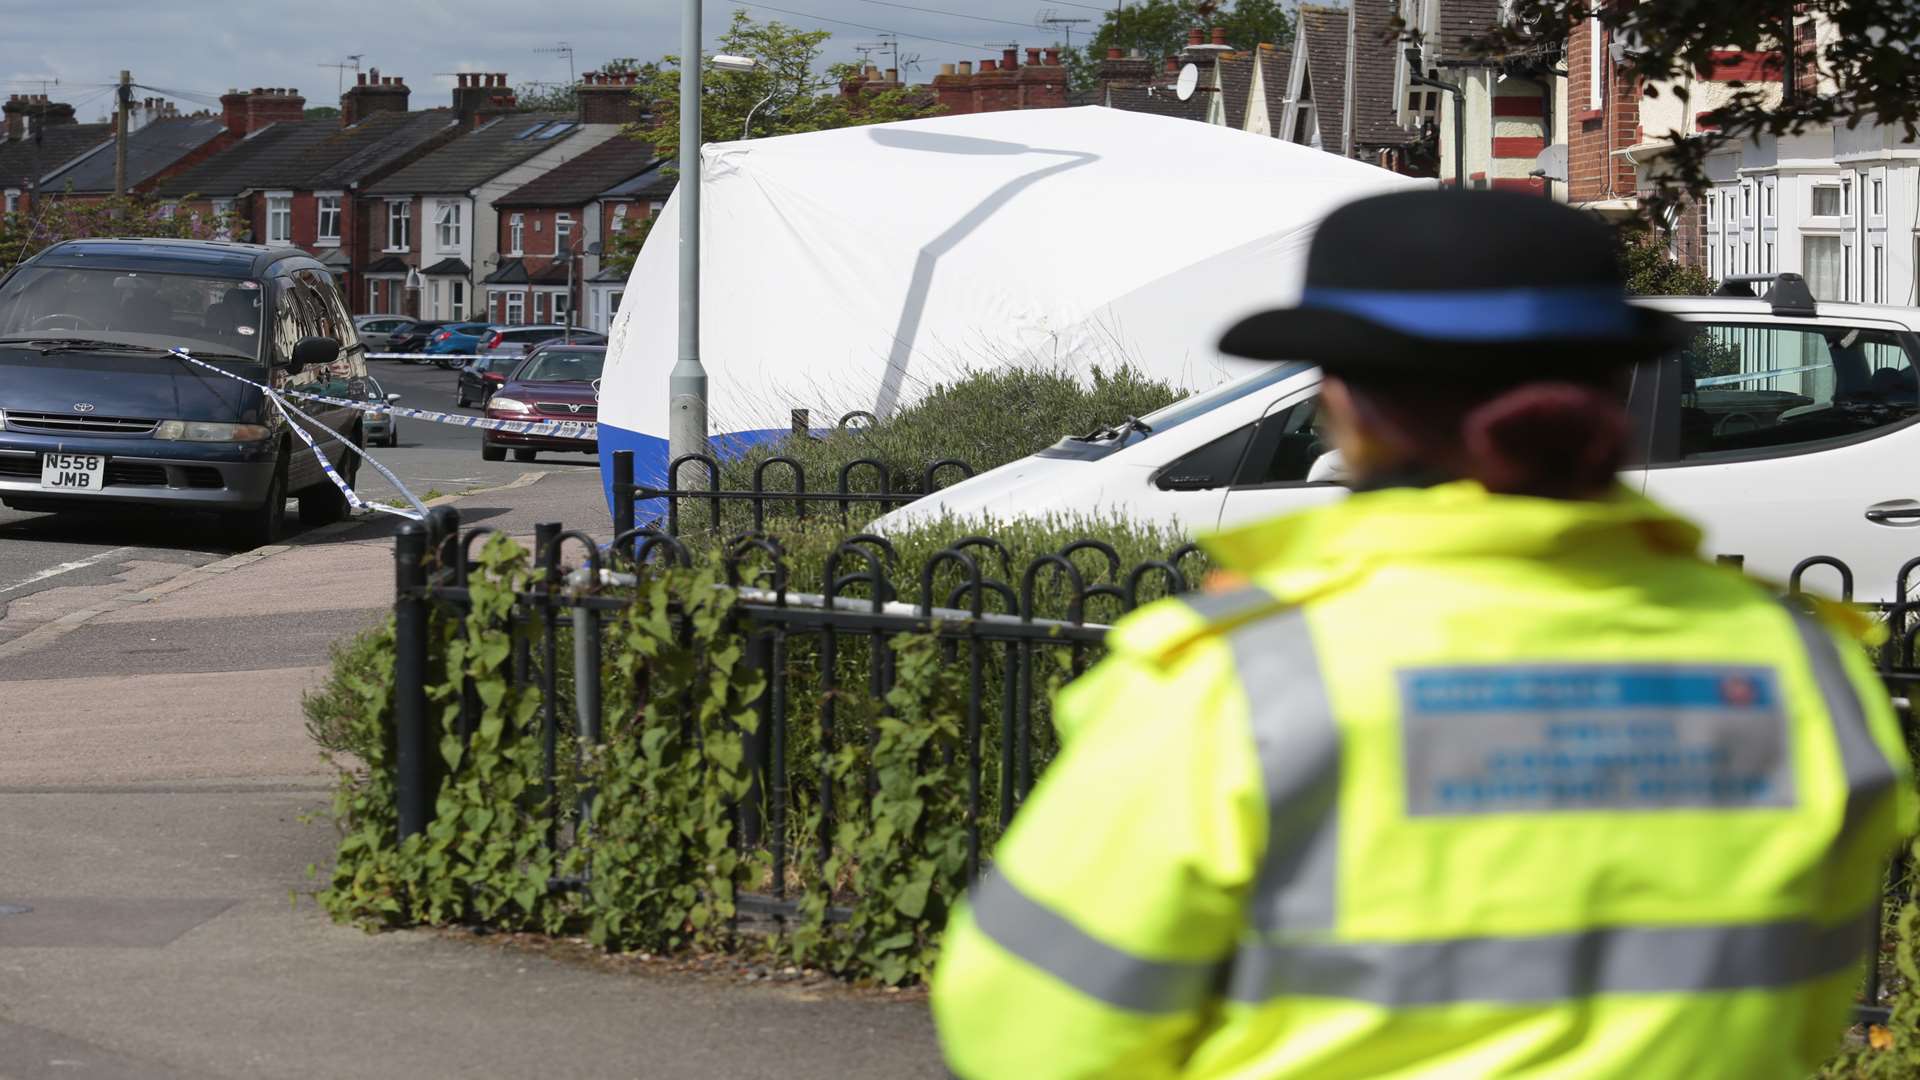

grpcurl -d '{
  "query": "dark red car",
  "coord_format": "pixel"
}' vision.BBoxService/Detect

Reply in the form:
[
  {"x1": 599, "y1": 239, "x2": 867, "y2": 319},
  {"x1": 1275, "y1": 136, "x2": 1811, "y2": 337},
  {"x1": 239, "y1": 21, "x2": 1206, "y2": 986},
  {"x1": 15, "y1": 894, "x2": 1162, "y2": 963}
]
[{"x1": 480, "y1": 345, "x2": 602, "y2": 462}]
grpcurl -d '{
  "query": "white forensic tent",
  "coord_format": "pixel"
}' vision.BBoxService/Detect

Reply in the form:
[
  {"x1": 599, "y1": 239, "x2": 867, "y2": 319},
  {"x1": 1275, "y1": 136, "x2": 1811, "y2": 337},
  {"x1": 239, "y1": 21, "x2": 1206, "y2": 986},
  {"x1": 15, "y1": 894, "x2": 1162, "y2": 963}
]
[{"x1": 599, "y1": 105, "x2": 1424, "y2": 492}]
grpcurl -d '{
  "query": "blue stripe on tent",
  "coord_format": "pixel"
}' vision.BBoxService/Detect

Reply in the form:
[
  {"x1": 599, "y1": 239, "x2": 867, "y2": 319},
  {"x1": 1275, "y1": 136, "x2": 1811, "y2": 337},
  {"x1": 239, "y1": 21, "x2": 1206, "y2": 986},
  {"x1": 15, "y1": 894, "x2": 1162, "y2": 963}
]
[
  {"x1": 1300, "y1": 286, "x2": 1636, "y2": 342},
  {"x1": 597, "y1": 423, "x2": 792, "y2": 533}
]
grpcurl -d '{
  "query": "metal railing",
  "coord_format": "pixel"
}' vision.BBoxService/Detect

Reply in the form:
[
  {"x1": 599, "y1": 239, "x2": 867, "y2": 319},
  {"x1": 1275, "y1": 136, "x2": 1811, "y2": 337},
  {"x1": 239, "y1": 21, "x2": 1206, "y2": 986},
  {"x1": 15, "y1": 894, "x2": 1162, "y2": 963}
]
[
  {"x1": 610, "y1": 446, "x2": 977, "y2": 538},
  {"x1": 389, "y1": 509, "x2": 1920, "y2": 1023}
]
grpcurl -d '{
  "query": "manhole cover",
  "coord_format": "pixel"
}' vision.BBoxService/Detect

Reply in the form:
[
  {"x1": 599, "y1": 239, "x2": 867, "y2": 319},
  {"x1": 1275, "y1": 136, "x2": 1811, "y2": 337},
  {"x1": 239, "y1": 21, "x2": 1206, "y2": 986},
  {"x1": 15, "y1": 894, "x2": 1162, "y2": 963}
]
[{"x1": 0, "y1": 904, "x2": 31, "y2": 916}]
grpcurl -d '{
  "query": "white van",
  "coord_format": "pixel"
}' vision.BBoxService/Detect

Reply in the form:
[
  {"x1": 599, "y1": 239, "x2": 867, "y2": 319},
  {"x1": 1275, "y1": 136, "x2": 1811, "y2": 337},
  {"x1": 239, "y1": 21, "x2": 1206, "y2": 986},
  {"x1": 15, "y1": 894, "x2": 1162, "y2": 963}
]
[{"x1": 880, "y1": 278, "x2": 1920, "y2": 601}]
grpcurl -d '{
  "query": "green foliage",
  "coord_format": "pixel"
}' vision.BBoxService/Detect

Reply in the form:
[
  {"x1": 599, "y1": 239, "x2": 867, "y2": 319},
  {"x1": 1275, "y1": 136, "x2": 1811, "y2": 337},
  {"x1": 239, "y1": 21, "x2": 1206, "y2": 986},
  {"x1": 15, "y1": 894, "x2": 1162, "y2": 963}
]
[
  {"x1": 1820, "y1": 863, "x2": 1920, "y2": 1076},
  {"x1": 303, "y1": 619, "x2": 395, "y2": 756},
  {"x1": 1068, "y1": 0, "x2": 1296, "y2": 92},
  {"x1": 634, "y1": 11, "x2": 942, "y2": 159},
  {"x1": 703, "y1": 363, "x2": 1184, "y2": 539},
  {"x1": 0, "y1": 192, "x2": 243, "y2": 273},
  {"x1": 1619, "y1": 228, "x2": 1715, "y2": 297}
]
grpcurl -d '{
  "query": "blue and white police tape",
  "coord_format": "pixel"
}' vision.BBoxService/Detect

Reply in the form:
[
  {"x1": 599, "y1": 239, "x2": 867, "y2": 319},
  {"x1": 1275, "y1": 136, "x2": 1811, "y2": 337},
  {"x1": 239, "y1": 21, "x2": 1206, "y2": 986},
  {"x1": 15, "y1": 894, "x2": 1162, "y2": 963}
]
[
  {"x1": 167, "y1": 348, "x2": 430, "y2": 521},
  {"x1": 280, "y1": 388, "x2": 598, "y2": 441}
]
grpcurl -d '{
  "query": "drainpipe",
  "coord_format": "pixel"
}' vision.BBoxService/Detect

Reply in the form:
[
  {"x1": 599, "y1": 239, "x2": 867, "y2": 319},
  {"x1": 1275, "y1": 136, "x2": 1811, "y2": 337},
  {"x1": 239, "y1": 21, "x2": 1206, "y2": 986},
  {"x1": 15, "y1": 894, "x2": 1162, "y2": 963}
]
[
  {"x1": 1408, "y1": 49, "x2": 1466, "y2": 188},
  {"x1": 1530, "y1": 73, "x2": 1555, "y2": 199}
]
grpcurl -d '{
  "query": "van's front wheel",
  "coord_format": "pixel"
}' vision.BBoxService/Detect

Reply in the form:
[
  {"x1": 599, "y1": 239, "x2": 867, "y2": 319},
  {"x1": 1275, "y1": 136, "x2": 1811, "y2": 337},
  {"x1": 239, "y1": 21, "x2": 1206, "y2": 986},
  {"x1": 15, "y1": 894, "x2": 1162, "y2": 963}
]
[{"x1": 231, "y1": 458, "x2": 288, "y2": 549}]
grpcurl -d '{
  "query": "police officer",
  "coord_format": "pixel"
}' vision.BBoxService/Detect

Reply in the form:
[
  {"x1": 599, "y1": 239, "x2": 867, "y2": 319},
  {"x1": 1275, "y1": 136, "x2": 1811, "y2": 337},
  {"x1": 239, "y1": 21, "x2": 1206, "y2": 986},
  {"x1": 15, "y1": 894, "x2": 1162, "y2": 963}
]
[{"x1": 931, "y1": 190, "x2": 1915, "y2": 1078}]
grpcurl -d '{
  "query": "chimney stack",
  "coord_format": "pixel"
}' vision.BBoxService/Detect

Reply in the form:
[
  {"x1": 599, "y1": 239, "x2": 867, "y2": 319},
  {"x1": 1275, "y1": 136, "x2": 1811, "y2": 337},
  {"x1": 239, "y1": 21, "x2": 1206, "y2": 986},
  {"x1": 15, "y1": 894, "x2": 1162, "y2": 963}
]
[
  {"x1": 454, "y1": 72, "x2": 510, "y2": 127},
  {"x1": 341, "y1": 67, "x2": 409, "y2": 127},
  {"x1": 1002, "y1": 47, "x2": 1019, "y2": 69},
  {"x1": 1098, "y1": 47, "x2": 1154, "y2": 92},
  {"x1": 576, "y1": 69, "x2": 645, "y2": 125},
  {"x1": 1211, "y1": 27, "x2": 1229, "y2": 47}
]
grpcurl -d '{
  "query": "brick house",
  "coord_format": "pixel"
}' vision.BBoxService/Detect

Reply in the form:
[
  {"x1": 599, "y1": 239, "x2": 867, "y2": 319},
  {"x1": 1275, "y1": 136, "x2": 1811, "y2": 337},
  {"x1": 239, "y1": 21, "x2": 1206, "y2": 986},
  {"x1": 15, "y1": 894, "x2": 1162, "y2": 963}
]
[
  {"x1": 1282, "y1": 7, "x2": 1350, "y2": 152},
  {"x1": 35, "y1": 106, "x2": 229, "y2": 204},
  {"x1": 485, "y1": 131, "x2": 653, "y2": 329},
  {"x1": 1391, "y1": 0, "x2": 1563, "y2": 194},
  {"x1": 1210, "y1": 44, "x2": 1292, "y2": 138},
  {"x1": 360, "y1": 74, "x2": 619, "y2": 321},
  {"x1": 926, "y1": 48, "x2": 1068, "y2": 115},
  {"x1": 157, "y1": 76, "x2": 459, "y2": 305},
  {"x1": 0, "y1": 95, "x2": 111, "y2": 216},
  {"x1": 584, "y1": 158, "x2": 673, "y2": 330}
]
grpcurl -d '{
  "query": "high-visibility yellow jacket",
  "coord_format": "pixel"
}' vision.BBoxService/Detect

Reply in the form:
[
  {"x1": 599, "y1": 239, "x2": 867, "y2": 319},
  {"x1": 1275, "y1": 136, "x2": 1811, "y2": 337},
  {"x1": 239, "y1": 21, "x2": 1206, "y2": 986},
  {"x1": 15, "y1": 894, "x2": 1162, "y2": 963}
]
[{"x1": 931, "y1": 482, "x2": 1916, "y2": 1079}]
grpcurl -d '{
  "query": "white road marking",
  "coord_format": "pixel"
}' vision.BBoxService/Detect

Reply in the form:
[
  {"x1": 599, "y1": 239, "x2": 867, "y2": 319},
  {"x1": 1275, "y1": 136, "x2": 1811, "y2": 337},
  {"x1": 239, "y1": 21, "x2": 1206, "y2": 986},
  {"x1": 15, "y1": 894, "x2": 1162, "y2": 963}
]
[{"x1": 0, "y1": 546, "x2": 136, "y2": 597}]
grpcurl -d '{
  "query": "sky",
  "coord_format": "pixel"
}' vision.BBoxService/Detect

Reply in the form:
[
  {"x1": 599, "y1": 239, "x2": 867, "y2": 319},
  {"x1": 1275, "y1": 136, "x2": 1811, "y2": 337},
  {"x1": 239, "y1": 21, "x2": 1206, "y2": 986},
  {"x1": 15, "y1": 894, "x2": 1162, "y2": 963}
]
[{"x1": 1, "y1": 0, "x2": 1123, "y2": 122}]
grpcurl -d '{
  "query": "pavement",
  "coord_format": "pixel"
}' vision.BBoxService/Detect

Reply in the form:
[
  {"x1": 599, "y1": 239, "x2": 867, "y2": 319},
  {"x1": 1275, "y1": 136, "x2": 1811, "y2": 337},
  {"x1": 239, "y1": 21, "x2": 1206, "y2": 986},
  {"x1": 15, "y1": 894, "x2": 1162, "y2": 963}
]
[{"x1": 0, "y1": 382, "x2": 945, "y2": 1079}]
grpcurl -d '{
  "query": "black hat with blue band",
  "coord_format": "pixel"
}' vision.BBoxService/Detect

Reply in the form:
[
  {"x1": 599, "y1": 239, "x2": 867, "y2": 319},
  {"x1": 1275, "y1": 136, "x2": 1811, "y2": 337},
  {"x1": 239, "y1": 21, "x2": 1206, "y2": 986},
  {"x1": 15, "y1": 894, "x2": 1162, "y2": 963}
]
[{"x1": 1218, "y1": 189, "x2": 1691, "y2": 378}]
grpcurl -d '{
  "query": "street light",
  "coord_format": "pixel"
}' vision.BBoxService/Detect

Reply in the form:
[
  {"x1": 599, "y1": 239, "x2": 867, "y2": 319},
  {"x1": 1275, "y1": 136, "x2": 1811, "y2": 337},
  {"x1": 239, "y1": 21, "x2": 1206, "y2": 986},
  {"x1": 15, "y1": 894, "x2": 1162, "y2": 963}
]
[
  {"x1": 671, "y1": 0, "x2": 708, "y2": 497},
  {"x1": 713, "y1": 54, "x2": 775, "y2": 140}
]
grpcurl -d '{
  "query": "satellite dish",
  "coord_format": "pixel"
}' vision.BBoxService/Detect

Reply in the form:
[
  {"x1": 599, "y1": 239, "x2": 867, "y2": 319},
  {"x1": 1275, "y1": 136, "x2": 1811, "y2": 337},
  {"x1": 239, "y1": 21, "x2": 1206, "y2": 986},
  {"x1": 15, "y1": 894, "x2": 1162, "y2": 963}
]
[
  {"x1": 1176, "y1": 63, "x2": 1199, "y2": 101},
  {"x1": 1532, "y1": 143, "x2": 1568, "y2": 184}
]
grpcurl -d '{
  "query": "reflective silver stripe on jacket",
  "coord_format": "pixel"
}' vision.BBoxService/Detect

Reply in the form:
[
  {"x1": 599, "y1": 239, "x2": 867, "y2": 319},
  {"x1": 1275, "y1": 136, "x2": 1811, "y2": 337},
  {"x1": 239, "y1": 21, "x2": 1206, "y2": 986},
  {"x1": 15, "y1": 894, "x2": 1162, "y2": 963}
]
[
  {"x1": 1784, "y1": 606, "x2": 1901, "y2": 828},
  {"x1": 967, "y1": 870, "x2": 1222, "y2": 1014},
  {"x1": 1224, "y1": 908, "x2": 1876, "y2": 1006}
]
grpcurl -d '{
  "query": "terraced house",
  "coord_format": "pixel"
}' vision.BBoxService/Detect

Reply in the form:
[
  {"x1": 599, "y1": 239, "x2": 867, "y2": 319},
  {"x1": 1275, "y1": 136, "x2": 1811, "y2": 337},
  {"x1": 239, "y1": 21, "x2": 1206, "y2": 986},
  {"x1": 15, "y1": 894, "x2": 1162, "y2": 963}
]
[
  {"x1": 156, "y1": 76, "x2": 459, "y2": 303},
  {"x1": 360, "y1": 74, "x2": 618, "y2": 321}
]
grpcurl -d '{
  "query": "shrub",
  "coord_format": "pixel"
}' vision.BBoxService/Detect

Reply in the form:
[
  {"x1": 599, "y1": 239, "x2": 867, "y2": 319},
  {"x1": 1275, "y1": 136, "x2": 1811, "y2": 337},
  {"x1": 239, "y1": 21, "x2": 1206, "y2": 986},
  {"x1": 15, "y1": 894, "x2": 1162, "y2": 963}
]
[{"x1": 304, "y1": 619, "x2": 396, "y2": 759}]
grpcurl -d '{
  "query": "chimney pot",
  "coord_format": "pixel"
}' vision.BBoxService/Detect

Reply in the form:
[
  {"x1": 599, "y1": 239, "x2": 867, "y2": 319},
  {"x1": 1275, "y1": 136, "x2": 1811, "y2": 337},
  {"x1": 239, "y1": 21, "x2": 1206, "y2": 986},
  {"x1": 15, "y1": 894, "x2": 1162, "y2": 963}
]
[
  {"x1": 958, "y1": 60, "x2": 973, "y2": 75},
  {"x1": 1045, "y1": 47, "x2": 1062, "y2": 65},
  {"x1": 1026, "y1": 48, "x2": 1042, "y2": 66},
  {"x1": 1165, "y1": 58, "x2": 1179, "y2": 74},
  {"x1": 1211, "y1": 27, "x2": 1228, "y2": 47},
  {"x1": 885, "y1": 67, "x2": 898, "y2": 81},
  {"x1": 940, "y1": 62, "x2": 955, "y2": 76},
  {"x1": 1187, "y1": 28, "x2": 1204, "y2": 47},
  {"x1": 357, "y1": 73, "x2": 367, "y2": 86},
  {"x1": 1002, "y1": 47, "x2": 1018, "y2": 68},
  {"x1": 1106, "y1": 47, "x2": 1124, "y2": 61},
  {"x1": 979, "y1": 59, "x2": 996, "y2": 72}
]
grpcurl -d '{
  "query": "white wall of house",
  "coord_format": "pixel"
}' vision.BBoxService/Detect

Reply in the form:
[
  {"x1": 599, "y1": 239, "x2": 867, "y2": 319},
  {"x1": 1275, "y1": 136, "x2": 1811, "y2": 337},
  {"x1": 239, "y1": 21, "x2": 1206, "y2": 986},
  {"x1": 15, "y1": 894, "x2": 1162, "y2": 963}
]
[{"x1": 465, "y1": 122, "x2": 621, "y2": 326}]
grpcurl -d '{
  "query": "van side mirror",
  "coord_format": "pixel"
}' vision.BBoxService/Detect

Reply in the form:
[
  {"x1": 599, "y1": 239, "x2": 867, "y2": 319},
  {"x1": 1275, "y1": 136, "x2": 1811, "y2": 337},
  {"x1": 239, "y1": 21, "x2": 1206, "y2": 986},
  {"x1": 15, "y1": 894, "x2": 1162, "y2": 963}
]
[{"x1": 289, "y1": 335, "x2": 340, "y2": 370}]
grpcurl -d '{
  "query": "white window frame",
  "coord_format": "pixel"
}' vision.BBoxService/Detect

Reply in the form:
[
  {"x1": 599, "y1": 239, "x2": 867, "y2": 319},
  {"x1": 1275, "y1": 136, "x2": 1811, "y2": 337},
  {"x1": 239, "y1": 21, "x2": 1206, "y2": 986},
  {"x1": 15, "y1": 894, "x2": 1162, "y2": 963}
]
[
  {"x1": 2, "y1": 188, "x2": 17, "y2": 214},
  {"x1": 554, "y1": 212, "x2": 575, "y2": 256},
  {"x1": 1873, "y1": 177, "x2": 1885, "y2": 217},
  {"x1": 369, "y1": 280, "x2": 379, "y2": 313},
  {"x1": 450, "y1": 280, "x2": 466, "y2": 321},
  {"x1": 315, "y1": 192, "x2": 342, "y2": 246},
  {"x1": 1874, "y1": 244, "x2": 1886, "y2": 303},
  {"x1": 265, "y1": 191, "x2": 293, "y2": 245},
  {"x1": 428, "y1": 278, "x2": 442, "y2": 318},
  {"x1": 1810, "y1": 183, "x2": 1843, "y2": 219},
  {"x1": 435, "y1": 201, "x2": 463, "y2": 251},
  {"x1": 610, "y1": 203, "x2": 629, "y2": 232},
  {"x1": 504, "y1": 291, "x2": 525, "y2": 325},
  {"x1": 509, "y1": 213, "x2": 524, "y2": 256},
  {"x1": 1588, "y1": 19, "x2": 1603, "y2": 110},
  {"x1": 551, "y1": 290, "x2": 569, "y2": 322},
  {"x1": 386, "y1": 199, "x2": 410, "y2": 252}
]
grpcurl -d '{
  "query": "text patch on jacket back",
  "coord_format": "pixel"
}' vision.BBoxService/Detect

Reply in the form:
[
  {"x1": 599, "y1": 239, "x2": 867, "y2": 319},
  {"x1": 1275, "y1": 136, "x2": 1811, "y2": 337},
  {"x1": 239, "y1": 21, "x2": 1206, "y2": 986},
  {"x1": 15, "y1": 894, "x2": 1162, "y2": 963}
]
[{"x1": 1398, "y1": 666, "x2": 1794, "y2": 815}]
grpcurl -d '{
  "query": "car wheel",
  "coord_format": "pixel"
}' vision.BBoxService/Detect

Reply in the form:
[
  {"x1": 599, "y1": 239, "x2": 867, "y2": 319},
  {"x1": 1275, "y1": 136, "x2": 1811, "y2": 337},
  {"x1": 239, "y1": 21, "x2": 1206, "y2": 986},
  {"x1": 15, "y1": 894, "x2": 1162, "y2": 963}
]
[
  {"x1": 456, "y1": 384, "x2": 470, "y2": 408},
  {"x1": 513, "y1": 449, "x2": 537, "y2": 462},
  {"x1": 481, "y1": 442, "x2": 506, "y2": 462},
  {"x1": 230, "y1": 457, "x2": 288, "y2": 549}
]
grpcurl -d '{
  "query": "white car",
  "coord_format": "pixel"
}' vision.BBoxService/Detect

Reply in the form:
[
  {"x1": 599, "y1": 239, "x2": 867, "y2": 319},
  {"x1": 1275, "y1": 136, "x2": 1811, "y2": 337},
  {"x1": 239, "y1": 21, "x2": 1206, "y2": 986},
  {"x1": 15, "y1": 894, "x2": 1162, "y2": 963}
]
[{"x1": 881, "y1": 275, "x2": 1920, "y2": 601}]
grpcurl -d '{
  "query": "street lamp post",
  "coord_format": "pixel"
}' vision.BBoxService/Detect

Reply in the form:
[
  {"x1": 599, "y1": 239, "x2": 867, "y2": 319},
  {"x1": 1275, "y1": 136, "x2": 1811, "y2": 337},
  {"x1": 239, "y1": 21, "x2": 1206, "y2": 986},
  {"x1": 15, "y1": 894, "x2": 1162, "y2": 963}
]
[{"x1": 670, "y1": 0, "x2": 707, "y2": 491}]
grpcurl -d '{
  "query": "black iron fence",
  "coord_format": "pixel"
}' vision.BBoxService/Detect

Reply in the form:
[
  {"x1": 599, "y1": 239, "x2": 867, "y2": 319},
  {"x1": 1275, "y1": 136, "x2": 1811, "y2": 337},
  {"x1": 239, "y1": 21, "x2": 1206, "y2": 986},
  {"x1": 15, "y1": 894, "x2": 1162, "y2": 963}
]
[
  {"x1": 389, "y1": 506, "x2": 1920, "y2": 1024},
  {"x1": 609, "y1": 448, "x2": 978, "y2": 538}
]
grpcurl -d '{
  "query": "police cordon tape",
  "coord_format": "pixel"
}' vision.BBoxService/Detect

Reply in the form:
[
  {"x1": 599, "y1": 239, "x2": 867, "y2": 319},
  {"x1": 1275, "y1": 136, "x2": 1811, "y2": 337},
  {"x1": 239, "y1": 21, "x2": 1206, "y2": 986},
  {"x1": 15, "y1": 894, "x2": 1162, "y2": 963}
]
[{"x1": 168, "y1": 347, "x2": 433, "y2": 521}]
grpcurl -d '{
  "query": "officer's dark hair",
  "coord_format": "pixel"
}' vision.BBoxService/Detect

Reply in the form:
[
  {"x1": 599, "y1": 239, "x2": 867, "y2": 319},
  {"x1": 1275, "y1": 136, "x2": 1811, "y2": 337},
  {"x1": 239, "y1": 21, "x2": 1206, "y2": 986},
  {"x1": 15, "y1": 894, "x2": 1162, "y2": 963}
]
[{"x1": 1341, "y1": 372, "x2": 1629, "y2": 501}]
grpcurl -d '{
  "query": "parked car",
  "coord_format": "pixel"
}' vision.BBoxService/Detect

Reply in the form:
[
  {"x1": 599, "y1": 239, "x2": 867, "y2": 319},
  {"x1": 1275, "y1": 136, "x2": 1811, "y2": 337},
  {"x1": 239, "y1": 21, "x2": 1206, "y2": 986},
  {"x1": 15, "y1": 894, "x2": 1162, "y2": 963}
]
[
  {"x1": 387, "y1": 319, "x2": 451, "y2": 356},
  {"x1": 481, "y1": 345, "x2": 603, "y2": 462},
  {"x1": 530, "y1": 329, "x2": 607, "y2": 351},
  {"x1": 426, "y1": 322, "x2": 492, "y2": 367},
  {"x1": 353, "y1": 315, "x2": 414, "y2": 352},
  {"x1": 479, "y1": 324, "x2": 570, "y2": 361},
  {"x1": 0, "y1": 237, "x2": 368, "y2": 547},
  {"x1": 878, "y1": 274, "x2": 1920, "y2": 601},
  {"x1": 358, "y1": 374, "x2": 402, "y2": 447},
  {"x1": 455, "y1": 354, "x2": 516, "y2": 409}
]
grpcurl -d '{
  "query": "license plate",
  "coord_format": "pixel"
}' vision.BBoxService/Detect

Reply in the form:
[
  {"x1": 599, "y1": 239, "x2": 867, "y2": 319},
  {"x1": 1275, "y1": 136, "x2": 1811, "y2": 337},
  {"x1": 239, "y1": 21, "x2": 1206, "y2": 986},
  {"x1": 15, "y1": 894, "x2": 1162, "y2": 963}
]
[{"x1": 40, "y1": 452, "x2": 106, "y2": 491}]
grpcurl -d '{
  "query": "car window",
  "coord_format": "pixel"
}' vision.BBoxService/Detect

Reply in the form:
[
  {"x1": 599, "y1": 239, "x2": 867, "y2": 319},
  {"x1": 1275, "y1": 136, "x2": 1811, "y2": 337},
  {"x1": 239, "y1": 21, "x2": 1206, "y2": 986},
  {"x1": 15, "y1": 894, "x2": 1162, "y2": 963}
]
[
  {"x1": 517, "y1": 349, "x2": 604, "y2": 382},
  {"x1": 1232, "y1": 397, "x2": 1337, "y2": 486},
  {"x1": 1156, "y1": 421, "x2": 1257, "y2": 491},
  {"x1": 1665, "y1": 323, "x2": 1920, "y2": 461}
]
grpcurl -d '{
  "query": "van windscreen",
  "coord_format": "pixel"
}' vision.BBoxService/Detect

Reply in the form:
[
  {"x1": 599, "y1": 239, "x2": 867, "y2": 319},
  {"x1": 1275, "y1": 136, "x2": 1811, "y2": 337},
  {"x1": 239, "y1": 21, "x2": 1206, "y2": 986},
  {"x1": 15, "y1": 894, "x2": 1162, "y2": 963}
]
[{"x1": 0, "y1": 266, "x2": 265, "y2": 360}]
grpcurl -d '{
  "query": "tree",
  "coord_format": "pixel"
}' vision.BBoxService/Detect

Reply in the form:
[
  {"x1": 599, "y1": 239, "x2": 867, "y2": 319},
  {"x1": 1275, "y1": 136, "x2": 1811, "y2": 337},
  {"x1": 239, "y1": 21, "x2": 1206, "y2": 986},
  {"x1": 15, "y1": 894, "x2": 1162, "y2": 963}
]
[
  {"x1": 636, "y1": 12, "x2": 940, "y2": 156},
  {"x1": 1067, "y1": 0, "x2": 1295, "y2": 93},
  {"x1": 303, "y1": 106, "x2": 340, "y2": 121},
  {"x1": 0, "y1": 194, "x2": 242, "y2": 272},
  {"x1": 1445, "y1": 1, "x2": 1920, "y2": 208}
]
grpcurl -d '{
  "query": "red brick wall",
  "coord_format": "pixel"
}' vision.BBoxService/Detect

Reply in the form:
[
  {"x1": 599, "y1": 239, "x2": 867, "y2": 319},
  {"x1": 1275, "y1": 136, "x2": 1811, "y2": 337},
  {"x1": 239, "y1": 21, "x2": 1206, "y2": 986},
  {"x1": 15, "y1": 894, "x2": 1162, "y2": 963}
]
[{"x1": 1566, "y1": 18, "x2": 1640, "y2": 204}]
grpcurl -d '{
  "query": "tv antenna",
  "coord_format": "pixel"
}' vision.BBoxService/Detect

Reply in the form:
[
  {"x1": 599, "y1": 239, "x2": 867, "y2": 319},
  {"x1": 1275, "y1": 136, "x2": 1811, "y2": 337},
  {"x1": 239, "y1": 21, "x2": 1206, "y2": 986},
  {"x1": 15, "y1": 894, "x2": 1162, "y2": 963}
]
[
  {"x1": 534, "y1": 42, "x2": 576, "y2": 85},
  {"x1": 317, "y1": 54, "x2": 365, "y2": 96},
  {"x1": 1038, "y1": 10, "x2": 1092, "y2": 52},
  {"x1": 854, "y1": 34, "x2": 901, "y2": 74}
]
